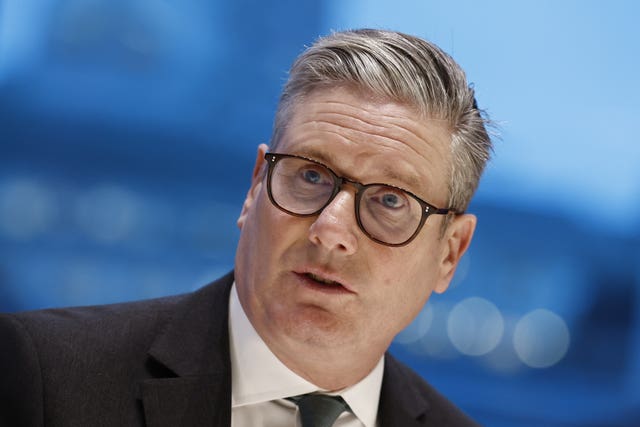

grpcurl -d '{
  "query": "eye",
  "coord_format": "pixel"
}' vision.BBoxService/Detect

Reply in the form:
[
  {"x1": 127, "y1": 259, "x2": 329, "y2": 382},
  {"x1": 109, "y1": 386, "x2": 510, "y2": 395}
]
[
  {"x1": 302, "y1": 169, "x2": 322, "y2": 184},
  {"x1": 381, "y1": 193, "x2": 401, "y2": 208},
  {"x1": 371, "y1": 188, "x2": 407, "y2": 211}
]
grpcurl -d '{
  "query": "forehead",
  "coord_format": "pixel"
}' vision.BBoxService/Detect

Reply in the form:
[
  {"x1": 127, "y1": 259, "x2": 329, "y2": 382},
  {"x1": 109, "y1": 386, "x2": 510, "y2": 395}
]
[{"x1": 277, "y1": 88, "x2": 453, "y2": 202}]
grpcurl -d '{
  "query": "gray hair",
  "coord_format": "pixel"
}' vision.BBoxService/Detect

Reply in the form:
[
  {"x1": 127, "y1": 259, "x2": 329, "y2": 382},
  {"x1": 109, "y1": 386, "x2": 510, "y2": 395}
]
[{"x1": 270, "y1": 28, "x2": 492, "y2": 212}]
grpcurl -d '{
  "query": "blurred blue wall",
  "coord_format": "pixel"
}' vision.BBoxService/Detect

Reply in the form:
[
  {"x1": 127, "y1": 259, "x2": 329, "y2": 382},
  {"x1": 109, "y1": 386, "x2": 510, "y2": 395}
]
[{"x1": 1, "y1": 1, "x2": 638, "y2": 426}]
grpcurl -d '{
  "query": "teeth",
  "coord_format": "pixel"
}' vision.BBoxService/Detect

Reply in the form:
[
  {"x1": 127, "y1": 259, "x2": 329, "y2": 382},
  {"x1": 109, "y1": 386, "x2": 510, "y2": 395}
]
[{"x1": 307, "y1": 273, "x2": 340, "y2": 286}]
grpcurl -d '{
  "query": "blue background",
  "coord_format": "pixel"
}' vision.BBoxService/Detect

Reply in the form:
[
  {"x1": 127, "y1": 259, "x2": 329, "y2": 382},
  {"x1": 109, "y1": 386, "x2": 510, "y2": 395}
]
[{"x1": 1, "y1": 1, "x2": 639, "y2": 425}]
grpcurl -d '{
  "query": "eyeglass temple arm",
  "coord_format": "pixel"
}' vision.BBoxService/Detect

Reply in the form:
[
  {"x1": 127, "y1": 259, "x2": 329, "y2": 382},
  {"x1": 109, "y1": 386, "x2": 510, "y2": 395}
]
[{"x1": 429, "y1": 207, "x2": 462, "y2": 215}]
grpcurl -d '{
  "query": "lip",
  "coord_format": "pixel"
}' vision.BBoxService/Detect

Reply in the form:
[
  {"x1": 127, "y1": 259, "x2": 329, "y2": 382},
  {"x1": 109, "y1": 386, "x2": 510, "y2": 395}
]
[{"x1": 293, "y1": 267, "x2": 356, "y2": 294}]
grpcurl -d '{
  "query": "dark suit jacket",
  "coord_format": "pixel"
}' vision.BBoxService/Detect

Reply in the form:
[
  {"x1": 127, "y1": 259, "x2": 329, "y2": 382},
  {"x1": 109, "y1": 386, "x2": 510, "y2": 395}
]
[{"x1": 0, "y1": 272, "x2": 479, "y2": 427}]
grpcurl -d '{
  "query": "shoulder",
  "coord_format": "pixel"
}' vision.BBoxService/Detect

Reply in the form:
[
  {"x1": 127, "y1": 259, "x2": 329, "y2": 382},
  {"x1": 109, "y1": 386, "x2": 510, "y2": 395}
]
[
  {"x1": 0, "y1": 299, "x2": 179, "y2": 426},
  {"x1": 380, "y1": 353, "x2": 480, "y2": 427},
  {"x1": 2, "y1": 271, "x2": 233, "y2": 360},
  {"x1": 0, "y1": 312, "x2": 46, "y2": 425},
  {"x1": 5, "y1": 292, "x2": 186, "y2": 353},
  {"x1": 0, "y1": 289, "x2": 189, "y2": 400},
  {"x1": 0, "y1": 272, "x2": 234, "y2": 425}
]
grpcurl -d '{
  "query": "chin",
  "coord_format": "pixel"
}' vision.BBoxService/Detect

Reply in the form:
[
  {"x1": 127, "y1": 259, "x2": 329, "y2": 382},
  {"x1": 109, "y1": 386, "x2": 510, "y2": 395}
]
[{"x1": 278, "y1": 308, "x2": 356, "y2": 348}]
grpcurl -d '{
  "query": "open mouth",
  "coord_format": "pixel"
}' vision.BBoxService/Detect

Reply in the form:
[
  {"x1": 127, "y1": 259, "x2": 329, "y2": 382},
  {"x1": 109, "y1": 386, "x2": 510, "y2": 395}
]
[{"x1": 305, "y1": 272, "x2": 343, "y2": 287}]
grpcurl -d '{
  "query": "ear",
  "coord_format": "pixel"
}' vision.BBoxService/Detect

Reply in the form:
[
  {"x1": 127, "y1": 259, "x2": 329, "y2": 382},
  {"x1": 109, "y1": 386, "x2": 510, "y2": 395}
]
[
  {"x1": 434, "y1": 213, "x2": 477, "y2": 293},
  {"x1": 237, "y1": 143, "x2": 269, "y2": 229}
]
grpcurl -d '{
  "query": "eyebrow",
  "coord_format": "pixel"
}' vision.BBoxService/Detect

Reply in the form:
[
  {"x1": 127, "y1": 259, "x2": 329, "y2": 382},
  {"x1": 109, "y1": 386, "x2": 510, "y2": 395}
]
[{"x1": 294, "y1": 148, "x2": 423, "y2": 192}]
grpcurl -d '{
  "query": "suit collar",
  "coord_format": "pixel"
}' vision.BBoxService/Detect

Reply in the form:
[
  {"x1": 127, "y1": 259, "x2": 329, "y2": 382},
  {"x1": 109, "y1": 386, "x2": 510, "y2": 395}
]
[
  {"x1": 378, "y1": 353, "x2": 430, "y2": 427},
  {"x1": 147, "y1": 272, "x2": 233, "y2": 377},
  {"x1": 140, "y1": 272, "x2": 234, "y2": 427}
]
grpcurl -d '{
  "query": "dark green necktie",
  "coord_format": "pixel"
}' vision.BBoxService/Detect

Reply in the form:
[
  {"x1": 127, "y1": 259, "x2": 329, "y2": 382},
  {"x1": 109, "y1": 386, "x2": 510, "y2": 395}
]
[{"x1": 289, "y1": 394, "x2": 351, "y2": 427}]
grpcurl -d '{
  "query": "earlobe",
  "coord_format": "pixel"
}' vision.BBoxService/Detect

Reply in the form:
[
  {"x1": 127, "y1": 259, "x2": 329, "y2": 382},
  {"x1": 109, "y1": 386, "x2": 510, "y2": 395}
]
[
  {"x1": 434, "y1": 214, "x2": 477, "y2": 293},
  {"x1": 237, "y1": 144, "x2": 269, "y2": 229}
]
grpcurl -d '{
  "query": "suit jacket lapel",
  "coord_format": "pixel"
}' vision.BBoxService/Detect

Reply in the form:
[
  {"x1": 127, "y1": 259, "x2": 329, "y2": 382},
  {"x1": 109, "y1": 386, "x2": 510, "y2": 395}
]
[
  {"x1": 139, "y1": 272, "x2": 235, "y2": 427},
  {"x1": 140, "y1": 375, "x2": 229, "y2": 427},
  {"x1": 378, "y1": 353, "x2": 430, "y2": 427}
]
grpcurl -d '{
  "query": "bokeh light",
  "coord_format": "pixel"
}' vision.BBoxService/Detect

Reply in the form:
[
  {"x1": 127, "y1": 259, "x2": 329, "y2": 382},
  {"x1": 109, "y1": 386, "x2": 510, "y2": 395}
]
[
  {"x1": 0, "y1": 178, "x2": 57, "y2": 241},
  {"x1": 74, "y1": 184, "x2": 141, "y2": 243},
  {"x1": 513, "y1": 309, "x2": 570, "y2": 368},
  {"x1": 447, "y1": 297, "x2": 504, "y2": 356}
]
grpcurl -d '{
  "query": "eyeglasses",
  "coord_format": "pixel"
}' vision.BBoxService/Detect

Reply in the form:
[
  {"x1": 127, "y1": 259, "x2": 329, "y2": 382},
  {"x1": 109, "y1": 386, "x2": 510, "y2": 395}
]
[{"x1": 264, "y1": 152, "x2": 456, "y2": 247}]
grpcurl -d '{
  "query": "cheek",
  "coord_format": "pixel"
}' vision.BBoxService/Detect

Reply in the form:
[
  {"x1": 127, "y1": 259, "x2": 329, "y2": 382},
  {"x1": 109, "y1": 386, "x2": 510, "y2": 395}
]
[
  {"x1": 377, "y1": 245, "x2": 440, "y2": 286},
  {"x1": 237, "y1": 192, "x2": 281, "y2": 277},
  {"x1": 245, "y1": 191, "x2": 312, "y2": 264},
  {"x1": 248, "y1": 190, "x2": 284, "y2": 238},
  {"x1": 372, "y1": 248, "x2": 442, "y2": 318}
]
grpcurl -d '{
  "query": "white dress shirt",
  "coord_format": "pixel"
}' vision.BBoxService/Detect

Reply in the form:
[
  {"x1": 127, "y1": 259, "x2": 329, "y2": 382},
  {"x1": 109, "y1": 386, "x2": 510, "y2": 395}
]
[{"x1": 229, "y1": 284, "x2": 384, "y2": 427}]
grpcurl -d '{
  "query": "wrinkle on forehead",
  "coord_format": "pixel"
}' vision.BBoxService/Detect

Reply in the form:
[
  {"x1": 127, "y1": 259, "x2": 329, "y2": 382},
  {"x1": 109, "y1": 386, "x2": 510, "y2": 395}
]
[
  {"x1": 302, "y1": 96, "x2": 451, "y2": 161},
  {"x1": 307, "y1": 116, "x2": 442, "y2": 166},
  {"x1": 279, "y1": 89, "x2": 453, "y2": 203}
]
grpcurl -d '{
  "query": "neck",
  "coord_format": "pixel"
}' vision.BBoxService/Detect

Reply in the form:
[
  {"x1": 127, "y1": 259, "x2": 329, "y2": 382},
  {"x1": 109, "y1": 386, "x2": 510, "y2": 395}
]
[{"x1": 267, "y1": 339, "x2": 385, "y2": 391}]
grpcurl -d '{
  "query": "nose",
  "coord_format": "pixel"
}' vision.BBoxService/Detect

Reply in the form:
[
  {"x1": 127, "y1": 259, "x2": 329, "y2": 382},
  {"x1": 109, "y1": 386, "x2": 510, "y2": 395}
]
[{"x1": 307, "y1": 189, "x2": 358, "y2": 255}]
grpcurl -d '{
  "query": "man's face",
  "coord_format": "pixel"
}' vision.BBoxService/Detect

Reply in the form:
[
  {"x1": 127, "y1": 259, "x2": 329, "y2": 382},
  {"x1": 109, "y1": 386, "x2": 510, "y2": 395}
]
[{"x1": 235, "y1": 87, "x2": 475, "y2": 379}]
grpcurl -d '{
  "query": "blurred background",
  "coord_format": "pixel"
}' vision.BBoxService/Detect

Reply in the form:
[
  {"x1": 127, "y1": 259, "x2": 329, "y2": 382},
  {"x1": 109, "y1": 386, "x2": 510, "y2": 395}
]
[{"x1": 1, "y1": 0, "x2": 639, "y2": 425}]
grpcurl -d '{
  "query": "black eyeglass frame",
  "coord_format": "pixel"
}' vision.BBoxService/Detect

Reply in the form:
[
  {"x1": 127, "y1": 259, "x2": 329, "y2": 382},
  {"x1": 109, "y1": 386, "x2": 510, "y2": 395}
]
[{"x1": 264, "y1": 152, "x2": 457, "y2": 247}]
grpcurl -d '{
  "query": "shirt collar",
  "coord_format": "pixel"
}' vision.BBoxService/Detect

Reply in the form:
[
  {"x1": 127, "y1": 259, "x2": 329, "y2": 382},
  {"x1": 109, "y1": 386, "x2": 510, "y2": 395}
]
[
  {"x1": 228, "y1": 283, "x2": 384, "y2": 427},
  {"x1": 337, "y1": 356, "x2": 384, "y2": 427}
]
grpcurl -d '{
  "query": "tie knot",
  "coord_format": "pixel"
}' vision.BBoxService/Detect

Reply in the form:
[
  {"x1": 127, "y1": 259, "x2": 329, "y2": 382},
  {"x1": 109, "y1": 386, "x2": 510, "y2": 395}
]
[{"x1": 289, "y1": 394, "x2": 350, "y2": 427}]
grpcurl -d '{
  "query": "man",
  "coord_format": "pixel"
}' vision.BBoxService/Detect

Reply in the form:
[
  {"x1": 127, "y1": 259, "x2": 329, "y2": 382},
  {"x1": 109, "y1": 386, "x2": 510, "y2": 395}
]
[{"x1": 1, "y1": 29, "x2": 491, "y2": 426}]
